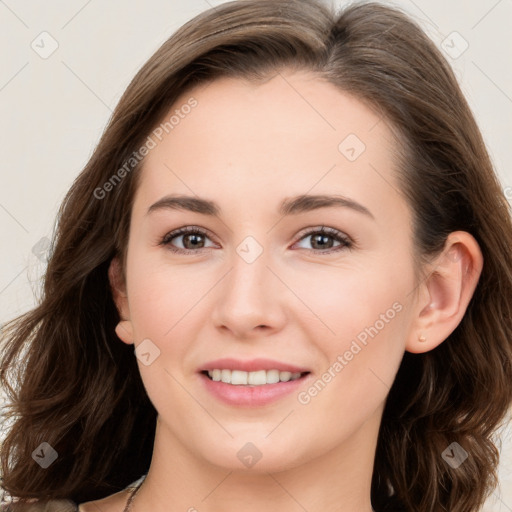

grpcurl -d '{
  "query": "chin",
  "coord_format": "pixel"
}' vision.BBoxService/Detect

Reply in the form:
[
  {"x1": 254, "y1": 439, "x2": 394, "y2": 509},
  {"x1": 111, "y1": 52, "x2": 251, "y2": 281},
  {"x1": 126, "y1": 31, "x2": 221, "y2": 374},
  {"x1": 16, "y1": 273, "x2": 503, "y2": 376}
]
[{"x1": 193, "y1": 436, "x2": 308, "y2": 474}]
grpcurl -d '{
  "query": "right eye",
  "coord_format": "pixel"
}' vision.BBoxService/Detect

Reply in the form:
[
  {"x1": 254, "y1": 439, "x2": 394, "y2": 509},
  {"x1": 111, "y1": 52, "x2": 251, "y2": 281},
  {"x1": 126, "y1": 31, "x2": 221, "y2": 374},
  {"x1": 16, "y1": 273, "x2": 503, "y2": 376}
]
[{"x1": 160, "y1": 226, "x2": 217, "y2": 254}]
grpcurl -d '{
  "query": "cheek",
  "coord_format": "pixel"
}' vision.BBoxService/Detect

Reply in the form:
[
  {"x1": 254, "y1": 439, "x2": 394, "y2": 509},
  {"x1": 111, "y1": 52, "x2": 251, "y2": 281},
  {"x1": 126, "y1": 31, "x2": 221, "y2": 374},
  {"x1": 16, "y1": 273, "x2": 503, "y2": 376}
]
[
  {"x1": 297, "y1": 293, "x2": 407, "y2": 435},
  {"x1": 125, "y1": 262, "x2": 204, "y2": 412},
  {"x1": 126, "y1": 252, "x2": 210, "y2": 338},
  {"x1": 297, "y1": 259, "x2": 410, "y2": 396},
  {"x1": 295, "y1": 259, "x2": 407, "y2": 341}
]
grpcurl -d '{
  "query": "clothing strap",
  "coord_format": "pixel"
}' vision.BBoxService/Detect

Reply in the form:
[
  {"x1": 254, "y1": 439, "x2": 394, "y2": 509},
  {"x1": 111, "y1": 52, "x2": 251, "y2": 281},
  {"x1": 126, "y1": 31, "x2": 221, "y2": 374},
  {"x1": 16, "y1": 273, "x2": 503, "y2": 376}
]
[{"x1": 122, "y1": 478, "x2": 144, "y2": 512}]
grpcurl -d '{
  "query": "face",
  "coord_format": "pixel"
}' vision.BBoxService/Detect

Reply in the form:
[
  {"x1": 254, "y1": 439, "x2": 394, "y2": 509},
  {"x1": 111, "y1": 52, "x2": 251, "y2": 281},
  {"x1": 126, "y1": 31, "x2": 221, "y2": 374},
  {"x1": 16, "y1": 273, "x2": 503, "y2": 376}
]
[{"x1": 112, "y1": 70, "x2": 420, "y2": 473}]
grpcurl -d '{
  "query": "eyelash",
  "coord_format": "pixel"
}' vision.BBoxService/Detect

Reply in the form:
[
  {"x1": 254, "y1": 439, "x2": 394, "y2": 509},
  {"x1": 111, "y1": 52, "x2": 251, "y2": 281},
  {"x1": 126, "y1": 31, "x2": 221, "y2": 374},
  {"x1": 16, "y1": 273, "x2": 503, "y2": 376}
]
[{"x1": 159, "y1": 225, "x2": 354, "y2": 255}]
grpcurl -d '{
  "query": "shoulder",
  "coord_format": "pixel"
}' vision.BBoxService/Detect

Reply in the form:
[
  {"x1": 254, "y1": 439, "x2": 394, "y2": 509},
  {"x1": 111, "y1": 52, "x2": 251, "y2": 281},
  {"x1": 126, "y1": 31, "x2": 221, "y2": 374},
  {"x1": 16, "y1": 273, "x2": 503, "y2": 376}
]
[
  {"x1": 0, "y1": 475, "x2": 145, "y2": 512},
  {"x1": 77, "y1": 488, "x2": 132, "y2": 512},
  {"x1": 0, "y1": 499, "x2": 78, "y2": 512}
]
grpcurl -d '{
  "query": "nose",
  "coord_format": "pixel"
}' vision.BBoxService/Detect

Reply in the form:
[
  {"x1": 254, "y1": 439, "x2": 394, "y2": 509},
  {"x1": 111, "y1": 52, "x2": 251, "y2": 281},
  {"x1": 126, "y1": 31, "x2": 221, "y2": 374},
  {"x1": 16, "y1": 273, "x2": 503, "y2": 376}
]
[{"x1": 211, "y1": 248, "x2": 287, "y2": 339}]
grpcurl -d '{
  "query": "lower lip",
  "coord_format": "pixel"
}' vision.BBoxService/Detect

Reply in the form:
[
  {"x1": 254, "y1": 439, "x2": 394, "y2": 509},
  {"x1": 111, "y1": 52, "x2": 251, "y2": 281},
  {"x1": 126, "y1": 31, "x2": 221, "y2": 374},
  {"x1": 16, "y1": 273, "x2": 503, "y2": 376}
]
[{"x1": 199, "y1": 372, "x2": 309, "y2": 407}]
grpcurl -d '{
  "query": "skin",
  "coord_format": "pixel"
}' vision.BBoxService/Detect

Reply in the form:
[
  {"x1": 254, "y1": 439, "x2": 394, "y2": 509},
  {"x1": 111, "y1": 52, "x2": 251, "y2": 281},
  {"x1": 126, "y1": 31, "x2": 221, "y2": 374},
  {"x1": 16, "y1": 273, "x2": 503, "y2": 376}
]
[{"x1": 80, "y1": 70, "x2": 483, "y2": 512}]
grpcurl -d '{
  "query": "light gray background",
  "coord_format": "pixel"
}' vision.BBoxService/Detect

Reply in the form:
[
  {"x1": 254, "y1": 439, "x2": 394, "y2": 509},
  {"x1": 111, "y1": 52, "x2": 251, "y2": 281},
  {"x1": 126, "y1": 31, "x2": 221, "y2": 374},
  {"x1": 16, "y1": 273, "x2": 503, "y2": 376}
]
[{"x1": 0, "y1": 0, "x2": 511, "y2": 509}]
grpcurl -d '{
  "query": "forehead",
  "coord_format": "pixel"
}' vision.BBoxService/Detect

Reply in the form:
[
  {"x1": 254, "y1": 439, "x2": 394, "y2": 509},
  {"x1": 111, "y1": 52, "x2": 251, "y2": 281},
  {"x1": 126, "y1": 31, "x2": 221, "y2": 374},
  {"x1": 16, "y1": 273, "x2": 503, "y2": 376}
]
[
  {"x1": 134, "y1": 71, "x2": 406, "y2": 225},
  {"x1": 157, "y1": 71, "x2": 395, "y2": 162}
]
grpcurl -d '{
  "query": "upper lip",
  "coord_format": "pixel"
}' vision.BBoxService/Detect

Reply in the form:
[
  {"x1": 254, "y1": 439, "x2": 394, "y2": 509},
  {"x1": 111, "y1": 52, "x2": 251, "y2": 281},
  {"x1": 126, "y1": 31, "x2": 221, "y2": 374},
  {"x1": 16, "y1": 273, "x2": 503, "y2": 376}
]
[{"x1": 199, "y1": 358, "x2": 310, "y2": 374}]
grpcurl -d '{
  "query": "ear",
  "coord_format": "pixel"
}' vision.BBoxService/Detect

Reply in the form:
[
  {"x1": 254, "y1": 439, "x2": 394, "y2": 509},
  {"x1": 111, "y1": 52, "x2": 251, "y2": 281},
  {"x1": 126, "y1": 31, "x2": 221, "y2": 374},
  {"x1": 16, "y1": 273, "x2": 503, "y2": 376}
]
[
  {"x1": 108, "y1": 256, "x2": 134, "y2": 345},
  {"x1": 405, "y1": 231, "x2": 483, "y2": 354}
]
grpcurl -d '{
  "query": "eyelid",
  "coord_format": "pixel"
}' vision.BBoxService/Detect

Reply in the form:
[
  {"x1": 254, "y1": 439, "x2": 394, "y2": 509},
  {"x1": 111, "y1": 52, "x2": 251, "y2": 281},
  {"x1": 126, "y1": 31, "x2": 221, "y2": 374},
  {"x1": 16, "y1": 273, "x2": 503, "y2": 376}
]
[
  {"x1": 160, "y1": 225, "x2": 218, "y2": 249},
  {"x1": 294, "y1": 225, "x2": 351, "y2": 242},
  {"x1": 292, "y1": 225, "x2": 354, "y2": 253},
  {"x1": 160, "y1": 225, "x2": 354, "y2": 254}
]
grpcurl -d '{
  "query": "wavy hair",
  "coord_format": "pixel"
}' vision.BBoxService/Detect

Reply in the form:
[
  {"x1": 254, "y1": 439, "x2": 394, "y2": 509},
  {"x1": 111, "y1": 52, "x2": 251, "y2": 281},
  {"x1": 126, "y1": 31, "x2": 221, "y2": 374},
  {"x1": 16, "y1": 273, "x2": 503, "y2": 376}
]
[{"x1": 1, "y1": 1, "x2": 511, "y2": 510}]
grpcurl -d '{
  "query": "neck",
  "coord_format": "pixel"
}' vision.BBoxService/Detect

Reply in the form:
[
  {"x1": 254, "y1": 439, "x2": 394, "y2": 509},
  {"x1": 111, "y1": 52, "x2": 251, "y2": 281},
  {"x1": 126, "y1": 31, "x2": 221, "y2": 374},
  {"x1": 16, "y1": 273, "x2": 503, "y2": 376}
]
[{"x1": 130, "y1": 407, "x2": 382, "y2": 512}]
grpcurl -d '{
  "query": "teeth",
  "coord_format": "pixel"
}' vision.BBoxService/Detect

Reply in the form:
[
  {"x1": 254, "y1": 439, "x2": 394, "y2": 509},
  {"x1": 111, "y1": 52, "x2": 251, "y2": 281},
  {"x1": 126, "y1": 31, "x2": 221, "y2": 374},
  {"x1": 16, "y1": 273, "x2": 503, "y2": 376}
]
[
  {"x1": 280, "y1": 371, "x2": 292, "y2": 382},
  {"x1": 206, "y1": 369, "x2": 303, "y2": 386},
  {"x1": 248, "y1": 370, "x2": 266, "y2": 385},
  {"x1": 266, "y1": 369, "x2": 280, "y2": 384},
  {"x1": 231, "y1": 370, "x2": 248, "y2": 385}
]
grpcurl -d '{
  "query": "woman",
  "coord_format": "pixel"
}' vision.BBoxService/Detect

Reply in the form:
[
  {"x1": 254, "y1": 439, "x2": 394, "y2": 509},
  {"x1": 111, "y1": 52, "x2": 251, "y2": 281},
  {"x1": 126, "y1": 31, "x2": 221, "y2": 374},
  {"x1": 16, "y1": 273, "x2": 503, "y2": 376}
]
[{"x1": 1, "y1": 0, "x2": 511, "y2": 511}]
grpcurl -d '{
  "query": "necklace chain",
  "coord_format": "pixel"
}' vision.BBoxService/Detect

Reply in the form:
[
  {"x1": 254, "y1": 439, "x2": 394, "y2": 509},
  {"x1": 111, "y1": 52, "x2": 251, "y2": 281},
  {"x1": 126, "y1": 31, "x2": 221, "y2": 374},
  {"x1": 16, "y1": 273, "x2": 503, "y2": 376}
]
[{"x1": 122, "y1": 478, "x2": 144, "y2": 512}]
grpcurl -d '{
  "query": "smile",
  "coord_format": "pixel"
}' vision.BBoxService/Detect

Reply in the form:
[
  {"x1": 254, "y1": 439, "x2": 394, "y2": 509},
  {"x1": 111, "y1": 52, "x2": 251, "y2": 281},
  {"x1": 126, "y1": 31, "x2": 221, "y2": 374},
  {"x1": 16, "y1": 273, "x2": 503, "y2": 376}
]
[{"x1": 204, "y1": 369, "x2": 306, "y2": 386}]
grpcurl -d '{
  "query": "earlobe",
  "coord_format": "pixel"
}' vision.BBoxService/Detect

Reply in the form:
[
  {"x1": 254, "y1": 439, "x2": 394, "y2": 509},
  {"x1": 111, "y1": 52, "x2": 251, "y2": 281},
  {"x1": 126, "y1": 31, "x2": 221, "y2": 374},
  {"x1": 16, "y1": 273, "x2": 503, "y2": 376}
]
[
  {"x1": 108, "y1": 256, "x2": 135, "y2": 345},
  {"x1": 406, "y1": 231, "x2": 483, "y2": 354},
  {"x1": 115, "y1": 320, "x2": 135, "y2": 345}
]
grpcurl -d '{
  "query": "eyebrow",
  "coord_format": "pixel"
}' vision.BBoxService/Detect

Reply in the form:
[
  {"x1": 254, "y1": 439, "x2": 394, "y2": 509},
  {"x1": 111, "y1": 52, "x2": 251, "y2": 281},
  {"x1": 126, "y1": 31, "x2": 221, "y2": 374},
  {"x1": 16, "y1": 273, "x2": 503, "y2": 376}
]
[{"x1": 146, "y1": 193, "x2": 374, "y2": 219}]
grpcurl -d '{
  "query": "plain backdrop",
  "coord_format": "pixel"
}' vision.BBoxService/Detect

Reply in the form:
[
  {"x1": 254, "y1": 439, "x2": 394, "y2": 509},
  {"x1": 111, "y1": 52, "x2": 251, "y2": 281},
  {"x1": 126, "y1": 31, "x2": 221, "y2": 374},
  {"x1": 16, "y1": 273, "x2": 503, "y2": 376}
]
[{"x1": 0, "y1": 0, "x2": 511, "y2": 509}]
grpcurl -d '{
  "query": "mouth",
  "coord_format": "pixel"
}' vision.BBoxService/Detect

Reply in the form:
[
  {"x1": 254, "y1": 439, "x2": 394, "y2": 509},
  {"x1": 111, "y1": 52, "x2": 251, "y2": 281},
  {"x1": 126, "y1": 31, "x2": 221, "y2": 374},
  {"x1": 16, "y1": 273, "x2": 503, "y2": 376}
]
[
  {"x1": 201, "y1": 369, "x2": 310, "y2": 386},
  {"x1": 198, "y1": 358, "x2": 312, "y2": 406}
]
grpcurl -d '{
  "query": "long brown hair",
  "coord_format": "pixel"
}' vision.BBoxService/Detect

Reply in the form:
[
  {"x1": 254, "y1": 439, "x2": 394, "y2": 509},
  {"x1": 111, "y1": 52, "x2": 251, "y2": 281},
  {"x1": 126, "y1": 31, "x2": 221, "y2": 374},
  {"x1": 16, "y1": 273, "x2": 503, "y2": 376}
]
[{"x1": 1, "y1": 1, "x2": 511, "y2": 510}]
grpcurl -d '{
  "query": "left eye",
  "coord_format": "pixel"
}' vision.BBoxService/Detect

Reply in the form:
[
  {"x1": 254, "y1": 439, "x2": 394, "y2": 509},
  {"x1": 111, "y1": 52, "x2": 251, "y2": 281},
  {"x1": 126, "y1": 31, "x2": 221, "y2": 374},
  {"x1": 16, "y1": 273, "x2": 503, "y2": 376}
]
[
  {"x1": 293, "y1": 227, "x2": 352, "y2": 253},
  {"x1": 160, "y1": 226, "x2": 352, "y2": 255}
]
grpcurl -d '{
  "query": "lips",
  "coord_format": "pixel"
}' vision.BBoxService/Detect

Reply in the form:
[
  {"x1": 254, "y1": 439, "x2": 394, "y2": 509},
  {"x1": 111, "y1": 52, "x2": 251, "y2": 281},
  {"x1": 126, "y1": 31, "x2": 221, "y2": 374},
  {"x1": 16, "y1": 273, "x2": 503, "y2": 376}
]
[
  {"x1": 199, "y1": 357, "x2": 310, "y2": 374},
  {"x1": 198, "y1": 358, "x2": 312, "y2": 406}
]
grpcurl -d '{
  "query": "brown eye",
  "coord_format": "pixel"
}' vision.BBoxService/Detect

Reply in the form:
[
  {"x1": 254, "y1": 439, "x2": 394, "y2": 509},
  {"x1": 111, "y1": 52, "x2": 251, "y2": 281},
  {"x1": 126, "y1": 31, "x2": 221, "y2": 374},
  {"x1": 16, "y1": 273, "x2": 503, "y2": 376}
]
[
  {"x1": 161, "y1": 226, "x2": 215, "y2": 254},
  {"x1": 293, "y1": 227, "x2": 353, "y2": 254},
  {"x1": 160, "y1": 225, "x2": 353, "y2": 256}
]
